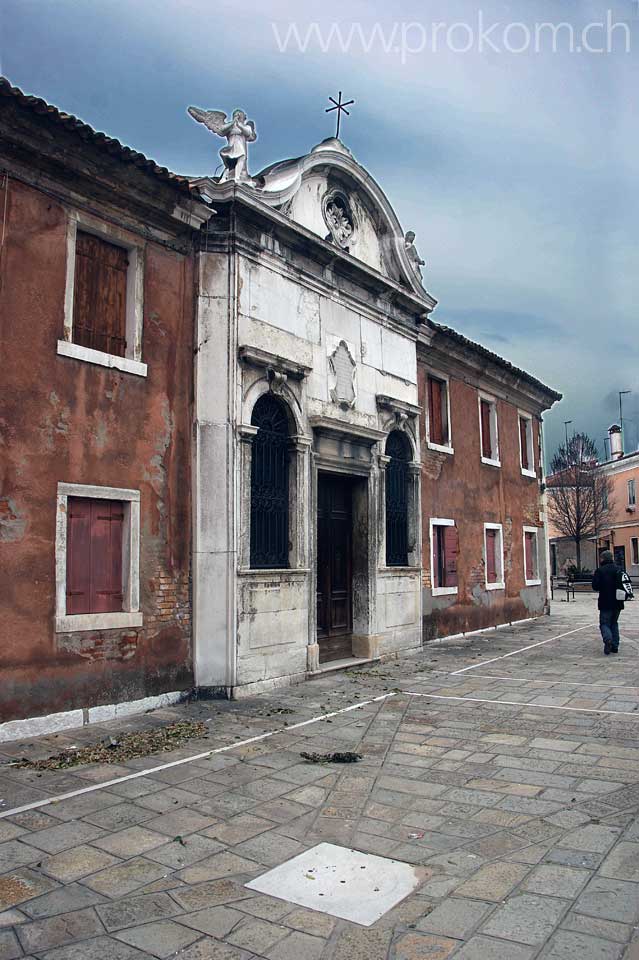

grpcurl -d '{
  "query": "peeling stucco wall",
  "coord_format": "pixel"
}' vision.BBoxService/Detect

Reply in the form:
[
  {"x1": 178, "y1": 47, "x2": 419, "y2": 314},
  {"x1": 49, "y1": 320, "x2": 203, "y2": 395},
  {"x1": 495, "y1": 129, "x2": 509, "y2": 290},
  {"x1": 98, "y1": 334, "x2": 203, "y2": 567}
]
[
  {"x1": 0, "y1": 177, "x2": 195, "y2": 722},
  {"x1": 418, "y1": 365, "x2": 548, "y2": 640}
]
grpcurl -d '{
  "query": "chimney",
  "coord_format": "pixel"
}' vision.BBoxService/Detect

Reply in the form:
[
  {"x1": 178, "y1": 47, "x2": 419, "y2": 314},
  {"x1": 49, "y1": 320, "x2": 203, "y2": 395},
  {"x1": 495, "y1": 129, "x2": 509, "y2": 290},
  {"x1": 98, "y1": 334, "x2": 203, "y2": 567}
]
[{"x1": 609, "y1": 423, "x2": 624, "y2": 460}]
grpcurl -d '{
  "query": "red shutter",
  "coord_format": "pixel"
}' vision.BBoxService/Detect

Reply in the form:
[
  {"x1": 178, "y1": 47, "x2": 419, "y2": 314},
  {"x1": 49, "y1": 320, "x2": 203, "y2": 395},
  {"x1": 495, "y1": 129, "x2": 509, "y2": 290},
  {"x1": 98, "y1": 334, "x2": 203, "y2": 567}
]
[
  {"x1": 525, "y1": 532, "x2": 535, "y2": 580},
  {"x1": 90, "y1": 500, "x2": 124, "y2": 613},
  {"x1": 66, "y1": 497, "x2": 124, "y2": 615},
  {"x1": 443, "y1": 525, "x2": 459, "y2": 587},
  {"x1": 486, "y1": 529, "x2": 497, "y2": 582},
  {"x1": 73, "y1": 232, "x2": 128, "y2": 357},
  {"x1": 481, "y1": 400, "x2": 493, "y2": 459},
  {"x1": 520, "y1": 417, "x2": 529, "y2": 470},
  {"x1": 66, "y1": 498, "x2": 92, "y2": 614},
  {"x1": 432, "y1": 526, "x2": 441, "y2": 588},
  {"x1": 429, "y1": 378, "x2": 444, "y2": 446}
]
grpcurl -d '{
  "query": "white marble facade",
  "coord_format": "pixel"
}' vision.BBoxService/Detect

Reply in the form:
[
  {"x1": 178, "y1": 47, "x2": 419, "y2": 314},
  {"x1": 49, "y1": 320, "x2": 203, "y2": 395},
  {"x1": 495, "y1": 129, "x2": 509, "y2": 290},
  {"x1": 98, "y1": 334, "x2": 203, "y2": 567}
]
[{"x1": 192, "y1": 138, "x2": 436, "y2": 695}]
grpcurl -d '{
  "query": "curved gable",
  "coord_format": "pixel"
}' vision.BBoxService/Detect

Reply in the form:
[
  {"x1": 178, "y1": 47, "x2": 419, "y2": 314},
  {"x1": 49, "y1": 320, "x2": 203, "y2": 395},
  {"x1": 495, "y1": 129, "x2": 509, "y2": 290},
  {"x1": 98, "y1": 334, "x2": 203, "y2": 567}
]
[{"x1": 256, "y1": 139, "x2": 428, "y2": 300}]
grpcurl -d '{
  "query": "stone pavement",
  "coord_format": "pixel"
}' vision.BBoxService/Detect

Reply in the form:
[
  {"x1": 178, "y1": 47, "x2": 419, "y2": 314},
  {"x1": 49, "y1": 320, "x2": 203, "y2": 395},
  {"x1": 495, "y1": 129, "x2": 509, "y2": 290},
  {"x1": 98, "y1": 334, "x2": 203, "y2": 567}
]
[{"x1": 2, "y1": 595, "x2": 639, "y2": 959}]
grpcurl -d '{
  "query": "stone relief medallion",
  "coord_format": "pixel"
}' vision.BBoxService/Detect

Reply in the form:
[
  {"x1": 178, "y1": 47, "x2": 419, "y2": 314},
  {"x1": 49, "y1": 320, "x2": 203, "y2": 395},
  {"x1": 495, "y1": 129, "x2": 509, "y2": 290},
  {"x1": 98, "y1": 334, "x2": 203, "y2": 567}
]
[
  {"x1": 322, "y1": 191, "x2": 355, "y2": 249},
  {"x1": 329, "y1": 340, "x2": 357, "y2": 409}
]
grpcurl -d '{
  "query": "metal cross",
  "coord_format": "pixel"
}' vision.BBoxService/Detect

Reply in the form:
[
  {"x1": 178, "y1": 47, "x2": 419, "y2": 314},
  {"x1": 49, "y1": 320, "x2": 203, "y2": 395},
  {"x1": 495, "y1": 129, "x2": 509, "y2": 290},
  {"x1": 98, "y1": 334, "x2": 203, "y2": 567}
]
[{"x1": 326, "y1": 91, "x2": 354, "y2": 139}]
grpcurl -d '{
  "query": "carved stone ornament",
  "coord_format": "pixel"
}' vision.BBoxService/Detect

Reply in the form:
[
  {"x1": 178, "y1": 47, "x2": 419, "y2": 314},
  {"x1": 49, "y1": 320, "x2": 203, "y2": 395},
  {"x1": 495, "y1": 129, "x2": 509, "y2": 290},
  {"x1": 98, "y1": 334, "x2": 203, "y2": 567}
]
[
  {"x1": 322, "y1": 191, "x2": 355, "y2": 249},
  {"x1": 329, "y1": 340, "x2": 357, "y2": 410},
  {"x1": 187, "y1": 106, "x2": 257, "y2": 185}
]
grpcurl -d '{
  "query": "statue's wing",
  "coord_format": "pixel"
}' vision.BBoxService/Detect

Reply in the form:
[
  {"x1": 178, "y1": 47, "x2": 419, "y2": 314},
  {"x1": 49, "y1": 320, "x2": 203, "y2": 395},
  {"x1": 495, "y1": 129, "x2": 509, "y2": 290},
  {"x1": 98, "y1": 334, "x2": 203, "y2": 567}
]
[
  {"x1": 187, "y1": 107, "x2": 228, "y2": 135},
  {"x1": 245, "y1": 119, "x2": 257, "y2": 142}
]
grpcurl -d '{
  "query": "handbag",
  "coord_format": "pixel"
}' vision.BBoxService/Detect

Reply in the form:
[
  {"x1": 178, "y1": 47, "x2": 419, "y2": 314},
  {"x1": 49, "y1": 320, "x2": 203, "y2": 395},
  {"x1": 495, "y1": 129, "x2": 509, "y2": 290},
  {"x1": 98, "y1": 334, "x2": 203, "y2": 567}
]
[{"x1": 617, "y1": 571, "x2": 634, "y2": 602}]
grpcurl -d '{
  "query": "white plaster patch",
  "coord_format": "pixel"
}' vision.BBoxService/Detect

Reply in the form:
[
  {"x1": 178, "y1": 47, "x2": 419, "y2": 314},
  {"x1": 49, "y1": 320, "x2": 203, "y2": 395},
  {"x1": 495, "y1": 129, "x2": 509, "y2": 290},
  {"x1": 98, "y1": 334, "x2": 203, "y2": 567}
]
[{"x1": 245, "y1": 842, "x2": 425, "y2": 926}]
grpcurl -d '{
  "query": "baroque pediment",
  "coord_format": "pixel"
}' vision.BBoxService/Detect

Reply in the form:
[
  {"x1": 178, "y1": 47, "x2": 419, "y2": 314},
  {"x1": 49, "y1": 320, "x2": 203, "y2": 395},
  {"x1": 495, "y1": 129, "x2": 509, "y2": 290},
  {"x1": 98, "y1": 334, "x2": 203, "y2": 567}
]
[{"x1": 254, "y1": 138, "x2": 428, "y2": 298}]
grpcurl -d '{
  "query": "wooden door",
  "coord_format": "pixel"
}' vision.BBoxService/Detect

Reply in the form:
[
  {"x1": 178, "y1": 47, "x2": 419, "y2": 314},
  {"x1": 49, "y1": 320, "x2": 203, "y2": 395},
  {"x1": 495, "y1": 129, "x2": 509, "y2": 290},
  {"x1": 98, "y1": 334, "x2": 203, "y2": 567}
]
[{"x1": 317, "y1": 474, "x2": 353, "y2": 662}]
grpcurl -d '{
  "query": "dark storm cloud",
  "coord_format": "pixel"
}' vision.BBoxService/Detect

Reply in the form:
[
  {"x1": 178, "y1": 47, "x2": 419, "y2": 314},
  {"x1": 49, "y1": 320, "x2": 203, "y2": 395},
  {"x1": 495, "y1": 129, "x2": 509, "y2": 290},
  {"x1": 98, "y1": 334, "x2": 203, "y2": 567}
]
[{"x1": 2, "y1": 0, "x2": 637, "y2": 464}]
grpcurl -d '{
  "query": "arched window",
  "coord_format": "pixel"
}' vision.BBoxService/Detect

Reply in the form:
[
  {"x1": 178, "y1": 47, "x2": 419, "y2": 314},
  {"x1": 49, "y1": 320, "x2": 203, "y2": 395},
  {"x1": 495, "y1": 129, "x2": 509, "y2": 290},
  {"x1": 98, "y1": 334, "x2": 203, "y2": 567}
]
[
  {"x1": 250, "y1": 394, "x2": 290, "y2": 569},
  {"x1": 385, "y1": 430, "x2": 411, "y2": 566}
]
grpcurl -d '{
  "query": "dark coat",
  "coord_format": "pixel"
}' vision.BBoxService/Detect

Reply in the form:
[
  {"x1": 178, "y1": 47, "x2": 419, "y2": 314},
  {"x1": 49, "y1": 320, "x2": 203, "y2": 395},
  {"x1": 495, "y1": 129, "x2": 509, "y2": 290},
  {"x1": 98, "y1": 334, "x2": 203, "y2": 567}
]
[{"x1": 592, "y1": 562, "x2": 624, "y2": 612}]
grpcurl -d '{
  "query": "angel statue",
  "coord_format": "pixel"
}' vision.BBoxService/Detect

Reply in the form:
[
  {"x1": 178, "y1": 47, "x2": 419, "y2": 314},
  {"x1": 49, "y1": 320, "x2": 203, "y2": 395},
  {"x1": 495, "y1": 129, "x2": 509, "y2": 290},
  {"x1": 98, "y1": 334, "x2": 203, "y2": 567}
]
[
  {"x1": 404, "y1": 230, "x2": 426, "y2": 278},
  {"x1": 187, "y1": 106, "x2": 257, "y2": 185}
]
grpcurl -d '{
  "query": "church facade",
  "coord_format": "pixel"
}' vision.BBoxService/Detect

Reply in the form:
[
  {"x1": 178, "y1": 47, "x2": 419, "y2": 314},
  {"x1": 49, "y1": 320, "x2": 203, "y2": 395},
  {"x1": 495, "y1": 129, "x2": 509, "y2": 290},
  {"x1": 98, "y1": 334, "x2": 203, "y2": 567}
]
[{"x1": 0, "y1": 79, "x2": 559, "y2": 733}]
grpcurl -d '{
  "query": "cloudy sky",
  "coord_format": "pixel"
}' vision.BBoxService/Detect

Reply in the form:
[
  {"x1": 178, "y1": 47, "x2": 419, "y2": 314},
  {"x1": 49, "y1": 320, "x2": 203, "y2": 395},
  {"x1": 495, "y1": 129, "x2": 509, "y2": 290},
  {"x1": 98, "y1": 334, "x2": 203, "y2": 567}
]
[{"x1": 2, "y1": 0, "x2": 637, "y2": 463}]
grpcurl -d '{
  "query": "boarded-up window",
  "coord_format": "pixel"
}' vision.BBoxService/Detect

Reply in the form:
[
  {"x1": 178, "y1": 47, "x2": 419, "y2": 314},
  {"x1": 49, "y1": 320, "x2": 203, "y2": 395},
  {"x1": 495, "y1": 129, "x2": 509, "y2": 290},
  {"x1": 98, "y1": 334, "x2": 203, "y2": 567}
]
[
  {"x1": 433, "y1": 523, "x2": 459, "y2": 588},
  {"x1": 520, "y1": 417, "x2": 530, "y2": 470},
  {"x1": 428, "y1": 377, "x2": 447, "y2": 446},
  {"x1": 485, "y1": 527, "x2": 500, "y2": 584},
  {"x1": 524, "y1": 530, "x2": 538, "y2": 581},
  {"x1": 73, "y1": 231, "x2": 128, "y2": 356},
  {"x1": 66, "y1": 497, "x2": 124, "y2": 614},
  {"x1": 480, "y1": 399, "x2": 494, "y2": 459}
]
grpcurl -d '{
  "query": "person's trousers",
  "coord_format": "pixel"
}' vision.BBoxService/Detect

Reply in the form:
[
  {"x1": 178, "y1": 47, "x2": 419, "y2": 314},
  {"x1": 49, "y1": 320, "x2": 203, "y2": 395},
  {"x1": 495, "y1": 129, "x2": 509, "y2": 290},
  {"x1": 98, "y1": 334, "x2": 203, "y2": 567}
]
[{"x1": 599, "y1": 609, "x2": 621, "y2": 651}]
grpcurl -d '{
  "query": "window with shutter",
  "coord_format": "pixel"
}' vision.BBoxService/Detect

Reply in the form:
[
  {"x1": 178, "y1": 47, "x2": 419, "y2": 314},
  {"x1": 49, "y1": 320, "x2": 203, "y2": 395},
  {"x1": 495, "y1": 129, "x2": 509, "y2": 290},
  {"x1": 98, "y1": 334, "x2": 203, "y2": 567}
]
[
  {"x1": 66, "y1": 497, "x2": 124, "y2": 614},
  {"x1": 480, "y1": 400, "x2": 493, "y2": 459},
  {"x1": 485, "y1": 528, "x2": 498, "y2": 583},
  {"x1": 520, "y1": 417, "x2": 530, "y2": 470},
  {"x1": 524, "y1": 531, "x2": 535, "y2": 580},
  {"x1": 73, "y1": 231, "x2": 128, "y2": 357},
  {"x1": 431, "y1": 521, "x2": 459, "y2": 592},
  {"x1": 428, "y1": 377, "x2": 445, "y2": 446}
]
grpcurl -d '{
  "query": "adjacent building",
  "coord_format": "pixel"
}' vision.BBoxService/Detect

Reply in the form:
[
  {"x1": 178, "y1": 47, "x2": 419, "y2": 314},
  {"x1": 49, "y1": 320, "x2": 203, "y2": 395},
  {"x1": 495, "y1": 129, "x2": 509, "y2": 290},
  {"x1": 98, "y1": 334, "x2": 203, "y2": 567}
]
[
  {"x1": 0, "y1": 78, "x2": 560, "y2": 734},
  {"x1": 548, "y1": 424, "x2": 639, "y2": 579}
]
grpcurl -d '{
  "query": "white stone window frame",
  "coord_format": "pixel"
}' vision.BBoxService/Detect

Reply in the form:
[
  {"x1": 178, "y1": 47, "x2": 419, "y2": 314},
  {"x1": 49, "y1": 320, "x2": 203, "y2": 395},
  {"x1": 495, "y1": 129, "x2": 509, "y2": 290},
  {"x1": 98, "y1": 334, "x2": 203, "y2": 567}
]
[
  {"x1": 478, "y1": 391, "x2": 501, "y2": 468},
  {"x1": 628, "y1": 479, "x2": 636, "y2": 506},
  {"x1": 430, "y1": 518, "x2": 459, "y2": 597},
  {"x1": 484, "y1": 522, "x2": 505, "y2": 590},
  {"x1": 631, "y1": 537, "x2": 639, "y2": 567},
  {"x1": 523, "y1": 525, "x2": 542, "y2": 586},
  {"x1": 58, "y1": 211, "x2": 147, "y2": 377},
  {"x1": 518, "y1": 410, "x2": 536, "y2": 479},
  {"x1": 55, "y1": 482, "x2": 142, "y2": 633},
  {"x1": 426, "y1": 372, "x2": 454, "y2": 456}
]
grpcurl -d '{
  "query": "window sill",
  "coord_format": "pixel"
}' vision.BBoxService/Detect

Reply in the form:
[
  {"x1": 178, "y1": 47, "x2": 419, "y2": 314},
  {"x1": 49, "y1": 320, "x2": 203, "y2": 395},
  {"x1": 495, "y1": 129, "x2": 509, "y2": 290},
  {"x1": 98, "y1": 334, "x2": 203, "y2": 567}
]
[
  {"x1": 57, "y1": 340, "x2": 147, "y2": 377},
  {"x1": 481, "y1": 457, "x2": 501, "y2": 468},
  {"x1": 427, "y1": 441, "x2": 454, "y2": 456},
  {"x1": 237, "y1": 568, "x2": 310, "y2": 578},
  {"x1": 56, "y1": 611, "x2": 143, "y2": 634},
  {"x1": 485, "y1": 581, "x2": 505, "y2": 591},
  {"x1": 432, "y1": 586, "x2": 458, "y2": 596},
  {"x1": 521, "y1": 468, "x2": 537, "y2": 479},
  {"x1": 524, "y1": 579, "x2": 542, "y2": 587}
]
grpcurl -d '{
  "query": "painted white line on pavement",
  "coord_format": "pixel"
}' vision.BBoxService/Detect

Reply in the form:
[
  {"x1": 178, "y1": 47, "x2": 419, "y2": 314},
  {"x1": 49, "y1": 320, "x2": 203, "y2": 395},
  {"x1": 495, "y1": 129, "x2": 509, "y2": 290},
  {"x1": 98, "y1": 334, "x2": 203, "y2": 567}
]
[
  {"x1": 455, "y1": 674, "x2": 639, "y2": 690},
  {"x1": 450, "y1": 623, "x2": 596, "y2": 675},
  {"x1": 0, "y1": 693, "x2": 396, "y2": 821},
  {"x1": 403, "y1": 691, "x2": 639, "y2": 718}
]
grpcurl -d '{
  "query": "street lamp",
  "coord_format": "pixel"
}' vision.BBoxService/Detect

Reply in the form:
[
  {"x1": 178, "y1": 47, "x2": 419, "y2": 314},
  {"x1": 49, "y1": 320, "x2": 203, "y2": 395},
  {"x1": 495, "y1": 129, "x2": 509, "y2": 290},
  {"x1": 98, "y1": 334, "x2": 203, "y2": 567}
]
[
  {"x1": 619, "y1": 391, "x2": 631, "y2": 451},
  {"x1": 564, "y1": 420, "x2": 573, "y2": 448}
]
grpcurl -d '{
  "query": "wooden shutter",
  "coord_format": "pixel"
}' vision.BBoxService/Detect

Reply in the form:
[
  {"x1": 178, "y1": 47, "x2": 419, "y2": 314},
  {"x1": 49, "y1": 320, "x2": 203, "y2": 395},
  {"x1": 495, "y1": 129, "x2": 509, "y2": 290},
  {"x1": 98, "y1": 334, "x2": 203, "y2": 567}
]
[
  {"x1": 520, "y1": 417, "x2": 529, "y2": 469},
  {"x1": 525, "y1": 531, "x2": 535, "y2": 580},
  {"x1": 66, "y1": 498, "x2": 92, "y2": 614},
  {"x1": 90, "y1": 500, "x2": 124, "y2": 613},
  {"x1": 481, "y1": 400, "x2": 493, "y2": 459},
  {"x1": 73, "y1": 232, "x2": 128, "y2": 357},
  {"x1": 443, "y1": 525, "x2": 459, "y2": 587},
  {"x1": 429, "y1": 378, "x2": 444, "y2": 446},
  {"x1": 486, "y1": 529, "x2": 497, "y2": 582},
  {"x1": 66, "y1": 497, "x2": 124, "y2": 615}
]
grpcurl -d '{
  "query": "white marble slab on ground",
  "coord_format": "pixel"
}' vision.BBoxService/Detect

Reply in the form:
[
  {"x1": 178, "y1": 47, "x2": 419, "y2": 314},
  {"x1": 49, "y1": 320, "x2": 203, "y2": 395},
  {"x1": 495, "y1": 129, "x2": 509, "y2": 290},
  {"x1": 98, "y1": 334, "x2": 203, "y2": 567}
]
[{"x1": 245, "y1": 841, "x2": 425, "y2": 926}]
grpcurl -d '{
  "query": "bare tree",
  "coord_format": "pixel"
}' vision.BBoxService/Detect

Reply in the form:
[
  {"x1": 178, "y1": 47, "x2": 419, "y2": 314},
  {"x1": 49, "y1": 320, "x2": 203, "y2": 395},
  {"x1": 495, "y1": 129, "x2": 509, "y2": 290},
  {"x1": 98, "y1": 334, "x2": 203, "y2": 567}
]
[{"x1": 547, "y1": 433, "x2": 613, "y2": 571}]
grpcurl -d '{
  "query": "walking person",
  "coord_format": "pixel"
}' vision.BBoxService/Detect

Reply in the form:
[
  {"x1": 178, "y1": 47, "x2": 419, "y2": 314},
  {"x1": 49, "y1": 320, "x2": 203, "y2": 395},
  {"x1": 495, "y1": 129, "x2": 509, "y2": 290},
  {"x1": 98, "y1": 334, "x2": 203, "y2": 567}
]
[{"x1": 592, "y1": 550, "x2": 624, "y2": 655}]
